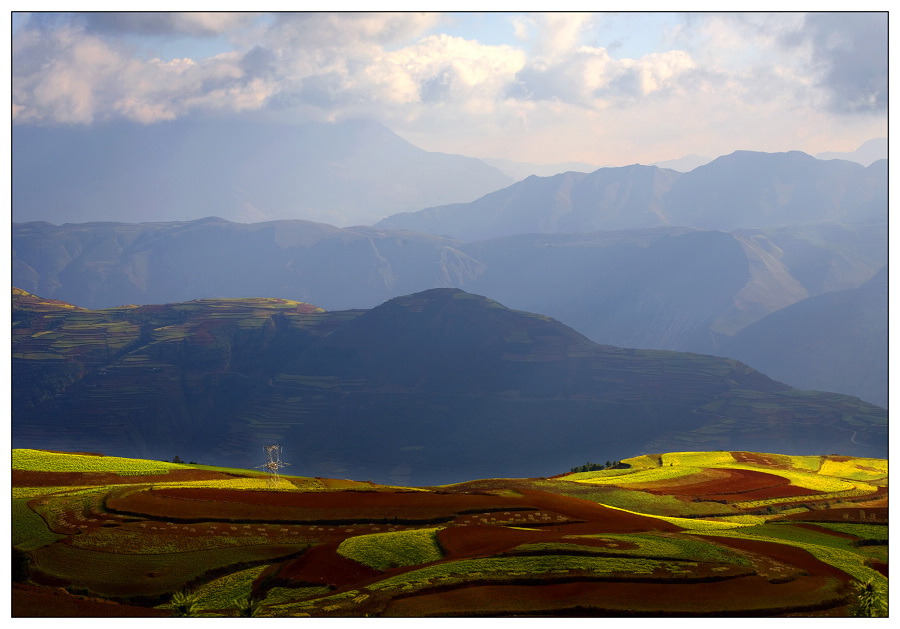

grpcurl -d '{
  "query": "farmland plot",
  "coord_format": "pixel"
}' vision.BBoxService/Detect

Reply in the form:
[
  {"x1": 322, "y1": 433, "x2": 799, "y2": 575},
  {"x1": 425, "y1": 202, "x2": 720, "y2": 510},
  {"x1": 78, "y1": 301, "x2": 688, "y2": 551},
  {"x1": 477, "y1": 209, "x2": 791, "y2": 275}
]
[{"x1": 12, "y1": 449, "x2": 887, "y2": 617}]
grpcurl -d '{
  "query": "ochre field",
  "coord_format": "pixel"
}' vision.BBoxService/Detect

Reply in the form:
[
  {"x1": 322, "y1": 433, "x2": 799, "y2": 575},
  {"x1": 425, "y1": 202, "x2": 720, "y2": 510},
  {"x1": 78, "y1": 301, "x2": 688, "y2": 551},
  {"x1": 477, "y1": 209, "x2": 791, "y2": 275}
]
[{"x1": 12, "y1": 449, "x2": 887, "y2": 617}]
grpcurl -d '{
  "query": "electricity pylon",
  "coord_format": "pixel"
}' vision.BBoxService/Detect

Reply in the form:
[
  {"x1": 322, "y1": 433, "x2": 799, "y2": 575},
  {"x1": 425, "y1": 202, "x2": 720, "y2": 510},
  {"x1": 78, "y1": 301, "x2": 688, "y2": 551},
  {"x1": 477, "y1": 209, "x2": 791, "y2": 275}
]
[{"x1": 257, "y1": 445, "x2": 289, "y2": 487}]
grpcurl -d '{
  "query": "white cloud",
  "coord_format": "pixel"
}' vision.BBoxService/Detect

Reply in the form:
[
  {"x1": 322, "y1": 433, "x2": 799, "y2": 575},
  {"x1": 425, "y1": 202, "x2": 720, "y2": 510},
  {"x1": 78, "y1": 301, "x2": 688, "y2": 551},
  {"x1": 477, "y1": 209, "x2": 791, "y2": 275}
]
[
  {"x1": 534, "y1": 12, "x2": 595, "y2": 58},
  {"x1": 12, "y1": 23, "x2": 281, "y2": 124},
  {"x1": 10, "y1": 11, "x2": 887, "y2": 164}
]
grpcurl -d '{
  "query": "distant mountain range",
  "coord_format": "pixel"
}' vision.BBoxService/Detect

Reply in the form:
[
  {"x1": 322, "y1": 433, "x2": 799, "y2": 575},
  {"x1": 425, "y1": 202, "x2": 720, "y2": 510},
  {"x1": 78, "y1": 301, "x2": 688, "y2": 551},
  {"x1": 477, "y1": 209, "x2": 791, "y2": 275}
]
[
  {"x1": 11, "y1": 115, "x2": 884, "y2": 228},
  {"x1": 11, "y1": 137, "x2": 888, "y2": 410},
  {"x1": 377, "y1": 150, "x2": 886, "y2": 239},
  {"x1": 12, "y1": 217, "x2": 886, "y2": 406},
  {"x1": 12, "y1": 287, "x2": 886, "y2": 485},
  {"x1": 649, "y1": 137, "x2": 886, "y2": 173},
  {"x1": 480, "y1": 157, "x2": 601, "y2": 180},
  {"x1": 11, "y1": 118, "x2": 514, "y2": 227},
  {"x1": 815, "y1": 138, "x2": 888, "y2": 167}
]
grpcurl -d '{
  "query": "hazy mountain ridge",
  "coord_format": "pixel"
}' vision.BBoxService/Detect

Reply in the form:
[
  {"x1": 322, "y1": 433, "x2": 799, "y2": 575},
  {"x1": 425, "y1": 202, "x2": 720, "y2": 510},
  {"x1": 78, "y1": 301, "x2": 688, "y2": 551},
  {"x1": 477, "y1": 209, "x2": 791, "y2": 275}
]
[
  {"x1": 377, "y1": 150, "x2": 886, "y2": 240},
  {"x1": 12, "y1": 287, "x2": 886, "y2": 485},
  {"x1": 11, "y1": 118, "x2": 514, "y2": 227},
  {"x1": 13, "y1": 218, "x2": 886, "y2": 405},
  {"x1": 815, "y1": 137, "x2": 887, "y2": 166},
  {"x1": 480, "y1": 157, "x2": 601, "y2": 180},
  {"x1": 12, "y1": 218, "x2": 486, "y2": 311}
]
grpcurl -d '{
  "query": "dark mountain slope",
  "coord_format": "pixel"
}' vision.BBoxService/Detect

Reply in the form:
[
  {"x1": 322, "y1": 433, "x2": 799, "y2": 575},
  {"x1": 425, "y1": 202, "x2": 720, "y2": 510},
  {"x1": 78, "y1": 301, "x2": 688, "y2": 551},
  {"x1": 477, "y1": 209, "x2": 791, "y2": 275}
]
[
  {"x1": 723, "y1": 267, "x2": 887, "y2": 408},
  {"x1": 12, "y1": 288, "x2": 886, "y2": 486},
  {"x1": 12, "y1": 118, "x2": 513, "y2": 227}
]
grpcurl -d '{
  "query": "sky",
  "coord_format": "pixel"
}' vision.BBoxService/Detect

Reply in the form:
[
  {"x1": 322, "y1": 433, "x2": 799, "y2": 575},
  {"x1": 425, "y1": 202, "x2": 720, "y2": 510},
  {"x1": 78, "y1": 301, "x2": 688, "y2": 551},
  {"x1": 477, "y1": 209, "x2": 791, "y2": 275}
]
[{"x1": 9, "y1": 10, "x2": 889, "y2": 166}]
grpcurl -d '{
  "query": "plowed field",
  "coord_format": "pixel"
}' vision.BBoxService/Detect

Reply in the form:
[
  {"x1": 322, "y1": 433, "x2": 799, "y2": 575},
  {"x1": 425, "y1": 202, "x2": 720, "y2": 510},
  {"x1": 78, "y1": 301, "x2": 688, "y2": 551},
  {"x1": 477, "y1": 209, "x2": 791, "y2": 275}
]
[{"x1": 106, "y1": 487, "x2": 527, "y2": 523}]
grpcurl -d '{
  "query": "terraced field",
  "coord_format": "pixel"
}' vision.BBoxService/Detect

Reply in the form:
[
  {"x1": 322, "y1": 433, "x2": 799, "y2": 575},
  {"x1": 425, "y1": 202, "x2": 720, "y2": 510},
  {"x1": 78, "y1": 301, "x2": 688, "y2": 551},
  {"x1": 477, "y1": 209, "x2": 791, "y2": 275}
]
[{"x1": 12, "y1": 449, "x2": 887, "y2": 617}]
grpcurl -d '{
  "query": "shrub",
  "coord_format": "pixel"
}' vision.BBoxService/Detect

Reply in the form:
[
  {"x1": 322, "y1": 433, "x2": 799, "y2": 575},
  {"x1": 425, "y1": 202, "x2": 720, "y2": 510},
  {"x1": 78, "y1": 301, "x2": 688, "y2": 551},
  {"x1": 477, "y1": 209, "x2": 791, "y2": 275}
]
[
  {"x1": 12, "y1": 546, "x2": 32, "y2": 582},
  {"x1": 233, "y1": 596, "x2": 263, "y2": 617},
  {"x1": 171, "y1": 590, "x2": 201, "y2": 617}
]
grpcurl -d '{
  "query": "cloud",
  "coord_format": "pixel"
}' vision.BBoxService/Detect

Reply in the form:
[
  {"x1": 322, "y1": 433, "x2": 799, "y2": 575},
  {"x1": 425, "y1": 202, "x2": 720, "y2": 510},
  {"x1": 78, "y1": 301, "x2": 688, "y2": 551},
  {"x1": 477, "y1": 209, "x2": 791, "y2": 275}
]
[
  {"x1": 12, "y1": 20, "x2": 280, "y2": 124},
  {"x1": 533, "y1": 12, "x2": 595, "y2": 58},
  {"x1": 675, "y1": 12, "x2": 887, "y2": 115},
  {"x1": 10, "y1": 11, "x2": 887, "y2": 164},
  {"x1": 262, "y1": 12, "x2": 440, "y2": 49},
  {"x1": 799, "y1": 12, "x2": 887, "y2": 113}
]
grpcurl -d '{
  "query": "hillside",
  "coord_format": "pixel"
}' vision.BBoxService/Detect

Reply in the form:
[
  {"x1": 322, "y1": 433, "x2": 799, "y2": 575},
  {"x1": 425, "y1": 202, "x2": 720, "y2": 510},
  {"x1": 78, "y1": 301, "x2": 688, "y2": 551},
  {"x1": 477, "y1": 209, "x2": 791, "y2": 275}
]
[
  {"x1": 12, "y1": 288, "x2": 886, "y2": 486},
  {"x1": 376, "y1": 150, "x2": 886, "y2": 240},
  {"x1": 723, "y1": 267, "x2": 887, "y2": 407},
  {"x1": 12, "y1": 448, "x2": 887, "y2": 617}
]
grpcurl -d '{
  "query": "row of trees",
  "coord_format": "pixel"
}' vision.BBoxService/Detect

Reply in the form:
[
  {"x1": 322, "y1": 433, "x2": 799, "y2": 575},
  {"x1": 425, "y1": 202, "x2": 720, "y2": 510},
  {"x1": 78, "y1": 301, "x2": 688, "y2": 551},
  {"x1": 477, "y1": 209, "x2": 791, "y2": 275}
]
[{"x1": 570, "y1": 460, "x2": 621, "y2": 473}]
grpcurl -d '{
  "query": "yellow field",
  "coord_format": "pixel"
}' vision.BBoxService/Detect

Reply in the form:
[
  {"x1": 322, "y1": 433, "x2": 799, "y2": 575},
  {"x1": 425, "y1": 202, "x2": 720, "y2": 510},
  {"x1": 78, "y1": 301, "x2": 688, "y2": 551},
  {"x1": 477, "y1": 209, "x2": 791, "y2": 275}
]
[
  {"x1": 13, "y1": 449, "x2": 184, "y2": 474},
  {"x1": 568, "y1": 466, "x2": 701, "y2": 485},
  {"x1": 660, "y1": 451, "x2": 736, "y2": 467}
]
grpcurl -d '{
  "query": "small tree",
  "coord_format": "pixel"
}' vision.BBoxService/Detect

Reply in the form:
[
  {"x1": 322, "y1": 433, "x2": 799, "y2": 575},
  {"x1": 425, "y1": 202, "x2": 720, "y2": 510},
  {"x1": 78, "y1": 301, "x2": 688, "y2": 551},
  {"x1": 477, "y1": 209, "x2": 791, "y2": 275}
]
[
  {"x1": 172, "y1": 455, "x2": 184, "y2": 464},
  {"x1": 848, "y1": 578, "x2": 887, "y2": 617}
]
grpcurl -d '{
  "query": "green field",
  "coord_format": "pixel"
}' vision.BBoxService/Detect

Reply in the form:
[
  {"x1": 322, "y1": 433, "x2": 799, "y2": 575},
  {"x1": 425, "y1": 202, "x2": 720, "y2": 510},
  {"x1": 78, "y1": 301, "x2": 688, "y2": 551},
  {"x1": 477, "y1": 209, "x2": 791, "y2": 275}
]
[{"x1": 337, "y1": 527, "x2": 445, "y2": 570}]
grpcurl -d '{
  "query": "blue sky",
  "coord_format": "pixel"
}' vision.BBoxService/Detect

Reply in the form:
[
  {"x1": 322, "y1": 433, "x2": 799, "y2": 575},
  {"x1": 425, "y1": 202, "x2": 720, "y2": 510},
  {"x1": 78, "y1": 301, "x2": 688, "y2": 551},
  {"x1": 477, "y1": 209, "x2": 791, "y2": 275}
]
[{"x1": 10, "y1": 11, "x2": 888, "y2": 166}]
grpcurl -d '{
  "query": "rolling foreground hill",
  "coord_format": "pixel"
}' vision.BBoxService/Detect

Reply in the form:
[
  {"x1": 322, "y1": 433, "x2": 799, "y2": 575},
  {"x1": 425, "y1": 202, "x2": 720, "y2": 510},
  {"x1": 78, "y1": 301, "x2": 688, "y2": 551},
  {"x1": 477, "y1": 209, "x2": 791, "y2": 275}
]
[
  {"x1": 12, "y1": 287, "x2": 886, "y2": 486},
  {"x1": 12, "y1": 448, "x2": 887, "y2": 617}
]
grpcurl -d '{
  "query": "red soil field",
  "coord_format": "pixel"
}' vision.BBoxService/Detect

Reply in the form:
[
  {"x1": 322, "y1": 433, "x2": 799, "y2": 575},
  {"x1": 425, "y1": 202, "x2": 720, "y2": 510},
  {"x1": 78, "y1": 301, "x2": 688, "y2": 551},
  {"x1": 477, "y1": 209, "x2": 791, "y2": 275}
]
[
  {"x1": 14, "y1": 459, "x2": 885, "y2": 617},
  {"x1": 696, "y1": 535, "x2": 851, "y2": 583},
  {"x1": 731, "y1": 451, "x2": 796, "y2": 467},
  {"x1": 11, "y1": 584, "x2": 170, "y2": 618},
  {"x1": 105, "y1": 486, "x2": 528, "y2": 523},
  {"x1": 638, "y1": 467, "x2": 818, "y2": 502},
  {"x1": 381, "y1": 574, "x2": 848, "y2": 616},
  {"x1": 275, "y1": 542, "x2": 381, "y2": 588},
  {"x1": 510, "y1": 489, "x2": 683, "y2": 534}
]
